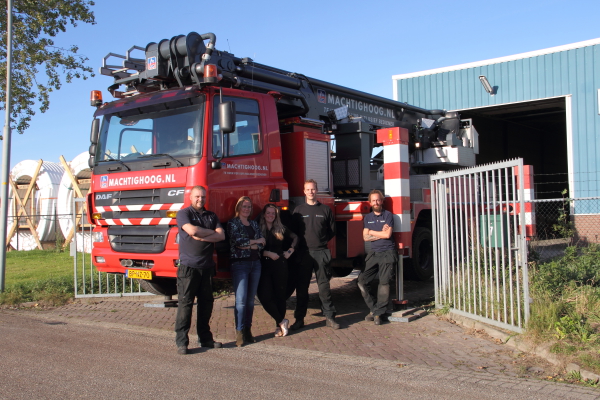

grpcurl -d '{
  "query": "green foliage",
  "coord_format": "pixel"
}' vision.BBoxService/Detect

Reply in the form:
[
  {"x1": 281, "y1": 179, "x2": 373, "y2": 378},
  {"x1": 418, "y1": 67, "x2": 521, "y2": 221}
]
[
  {"x1": 0, "y1": 1, "x2": 96, "y2": 133},
  {"x1": 530, "y1": 244, "x2": 600, "y2": 298},
  {"x1": 552, "y1": 190, "x2": 575, "y2": 240},
  {"x1": 554, "y1": 314, "x2": 597, "y2": 342},
  {"x1": 0, "y1": 275, "x2": 73, "y2": 306}
]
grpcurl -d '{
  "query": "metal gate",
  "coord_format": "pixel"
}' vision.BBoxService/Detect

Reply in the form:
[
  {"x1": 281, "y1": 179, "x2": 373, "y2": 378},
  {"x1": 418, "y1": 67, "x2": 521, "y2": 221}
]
[
  {"x1": 431, "y1": 159, "x2": 530, "y2": 332},
  {"x1": 71, "y1": 198, "x2": 150, "y2": 298}
]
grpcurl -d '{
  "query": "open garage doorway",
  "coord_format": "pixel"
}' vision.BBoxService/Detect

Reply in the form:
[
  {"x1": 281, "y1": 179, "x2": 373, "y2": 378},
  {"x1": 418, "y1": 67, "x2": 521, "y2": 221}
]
[{"x1": 458, "y1": 97, "x2": 569, "y2": 200}]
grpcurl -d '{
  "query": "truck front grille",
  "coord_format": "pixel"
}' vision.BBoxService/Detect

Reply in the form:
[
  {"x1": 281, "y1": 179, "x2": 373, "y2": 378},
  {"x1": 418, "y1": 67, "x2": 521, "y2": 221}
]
[{"x1": 108, "y1": 226, "x2": 170, "y2": 254}]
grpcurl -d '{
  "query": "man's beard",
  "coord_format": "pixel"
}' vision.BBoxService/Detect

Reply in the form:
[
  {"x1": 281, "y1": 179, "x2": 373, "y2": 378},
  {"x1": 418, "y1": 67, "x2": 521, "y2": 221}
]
[{"x1": 372, "y1": 205, "x2": 382, "y2": 213}]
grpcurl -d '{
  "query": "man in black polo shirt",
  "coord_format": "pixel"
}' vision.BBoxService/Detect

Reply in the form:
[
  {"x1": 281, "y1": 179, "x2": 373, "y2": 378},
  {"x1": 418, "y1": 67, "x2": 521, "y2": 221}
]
[
  {"x1": 289, "y1": 179, "x2": 339, "y2": 330},
  {"x1": 175, "y1": 185, "x2": 225, "y2": 355},
  {"x1": 358, "y1": 189, "x2": 397, "y2": 325}
]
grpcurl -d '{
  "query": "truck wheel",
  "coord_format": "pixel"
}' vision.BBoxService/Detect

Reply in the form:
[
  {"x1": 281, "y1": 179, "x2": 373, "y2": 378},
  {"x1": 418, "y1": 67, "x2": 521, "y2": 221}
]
[
  {"x1": 138, "y1": 278, "x2": 177, "y2": 296},
  {"x1": 410, "y1": 227, "x2": 434, "y2": 281}
]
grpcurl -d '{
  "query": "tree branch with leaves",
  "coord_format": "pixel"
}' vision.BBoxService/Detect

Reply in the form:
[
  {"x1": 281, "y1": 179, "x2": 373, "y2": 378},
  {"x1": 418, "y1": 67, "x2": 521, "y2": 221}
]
[{"x1": 0, "y1": 0, "x2": 95, "y2": 133}]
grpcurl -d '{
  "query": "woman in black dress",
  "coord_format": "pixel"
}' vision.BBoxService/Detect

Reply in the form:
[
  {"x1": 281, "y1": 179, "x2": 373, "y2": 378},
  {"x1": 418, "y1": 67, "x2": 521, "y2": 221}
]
[{"x1": 257, "y1": 204, "x2": 297, "y2": 337}]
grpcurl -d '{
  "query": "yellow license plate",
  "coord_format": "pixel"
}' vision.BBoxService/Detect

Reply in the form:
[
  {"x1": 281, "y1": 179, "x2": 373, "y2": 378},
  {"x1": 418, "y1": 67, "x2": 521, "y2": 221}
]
[{"x1": 126, "y1": 269, "x2": 152, "y2": 280}]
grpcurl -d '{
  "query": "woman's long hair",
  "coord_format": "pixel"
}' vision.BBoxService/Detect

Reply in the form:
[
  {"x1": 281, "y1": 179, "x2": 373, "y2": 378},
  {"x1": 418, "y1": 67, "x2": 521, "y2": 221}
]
[
  {"x1": 259, "y1": 204, "x2": 285, "y2": 241},
  {"x1": 234, "y1": 196, "x2": 252, "y2": 218}
]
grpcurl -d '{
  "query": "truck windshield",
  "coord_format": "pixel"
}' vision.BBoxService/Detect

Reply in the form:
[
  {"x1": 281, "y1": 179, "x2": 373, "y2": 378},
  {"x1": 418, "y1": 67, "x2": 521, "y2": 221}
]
[{"x1": 97, "y1": 101, "x2": 204, "y2": 162}]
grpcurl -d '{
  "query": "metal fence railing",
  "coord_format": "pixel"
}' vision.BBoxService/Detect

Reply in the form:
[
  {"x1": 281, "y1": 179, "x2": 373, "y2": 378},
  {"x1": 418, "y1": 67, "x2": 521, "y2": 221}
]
[
  {"x1": 71, "y1": 199, "x2": 150, "y2": 298},
  {"x1": 528, "y1": 197, "x2": 600, "y2": 262},
  {"x1": 431, "y1": 159, "x2": 530, "y2": 333}
]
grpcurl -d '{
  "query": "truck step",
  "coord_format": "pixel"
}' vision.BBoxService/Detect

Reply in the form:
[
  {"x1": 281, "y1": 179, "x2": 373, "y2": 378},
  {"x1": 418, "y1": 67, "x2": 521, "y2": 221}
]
[{"x1": 388, "y1": 307, "x2": 428, "y2": 323}]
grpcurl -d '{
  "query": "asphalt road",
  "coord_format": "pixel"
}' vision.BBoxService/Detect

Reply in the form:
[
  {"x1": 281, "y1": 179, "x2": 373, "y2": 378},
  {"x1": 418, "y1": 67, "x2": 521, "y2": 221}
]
[{"x1": 0, "y1": 311, "x2": 598, "y2": 400}]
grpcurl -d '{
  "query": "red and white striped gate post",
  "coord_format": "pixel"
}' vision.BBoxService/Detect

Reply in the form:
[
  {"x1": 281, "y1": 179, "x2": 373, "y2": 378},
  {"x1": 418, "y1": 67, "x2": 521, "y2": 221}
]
[
  {"x1": 514, "y1": 165, "x2": 536, "y2": 238},
  {"x1": 376, "y1": 127, "x2": 412, "y2": 304}
]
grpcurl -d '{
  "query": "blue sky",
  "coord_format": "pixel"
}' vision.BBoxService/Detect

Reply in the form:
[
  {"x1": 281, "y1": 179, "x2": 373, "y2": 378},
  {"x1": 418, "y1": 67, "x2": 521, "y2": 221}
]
[{"x1": 2, "y1": 0, "x2": 600, "y2": 168}]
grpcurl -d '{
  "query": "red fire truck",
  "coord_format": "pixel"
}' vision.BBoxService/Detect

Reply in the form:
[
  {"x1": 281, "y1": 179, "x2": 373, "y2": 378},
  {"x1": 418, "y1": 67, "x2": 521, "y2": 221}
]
[{"x1": 88, "y1": 31, "x2": 479, "y2": 295}]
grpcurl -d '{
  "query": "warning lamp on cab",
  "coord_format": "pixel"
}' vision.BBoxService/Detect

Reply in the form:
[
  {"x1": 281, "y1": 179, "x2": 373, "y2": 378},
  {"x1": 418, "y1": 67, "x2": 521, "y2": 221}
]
[{"x1": 90, "y1": 90, "x2": 103, "y2": 107}]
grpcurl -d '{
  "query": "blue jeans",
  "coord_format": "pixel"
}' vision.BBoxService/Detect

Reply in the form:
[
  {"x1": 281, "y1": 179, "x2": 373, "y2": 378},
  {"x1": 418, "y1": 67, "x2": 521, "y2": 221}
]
[{"x1": 231, "y1": 259, "x2": 262, "y2": 331}]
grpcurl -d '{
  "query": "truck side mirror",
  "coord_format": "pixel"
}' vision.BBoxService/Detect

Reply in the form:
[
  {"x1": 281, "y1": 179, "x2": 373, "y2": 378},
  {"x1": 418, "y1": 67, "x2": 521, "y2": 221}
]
[
  {"x1": 90, "y1": 118, "x2": 100, "y2": 144},
  {"x1": 219, "y1": 101, "x2": 236, "y2": 134}
]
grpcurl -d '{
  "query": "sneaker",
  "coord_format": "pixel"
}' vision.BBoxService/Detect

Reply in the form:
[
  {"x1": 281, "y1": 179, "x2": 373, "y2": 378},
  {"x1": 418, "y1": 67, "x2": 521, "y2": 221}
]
[
  {"x1": 364, "y1": 313, "x2": 374, "y2": 322},
  {"x1": 177, "y1": 346, "x2": 188, "y2": 355},
  {"x1": 200, "y1": 341, "x2": 222, "y2": 349},
  {"x1": 290, "y1": 319, "x2": 304, "y2": 330},
  {"x1": 326, "y1": 317, "x2": 340, "y2": 330},
  {"x1": 279, "y1": 319, "x2": 289, "y2": 337},
  {"x1": 374, "y1": 316, "x2": 382, "y2": 325}
]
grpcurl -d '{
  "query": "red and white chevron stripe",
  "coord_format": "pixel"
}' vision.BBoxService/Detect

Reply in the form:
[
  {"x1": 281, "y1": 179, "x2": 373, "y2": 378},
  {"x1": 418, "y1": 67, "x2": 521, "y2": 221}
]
[
  {"x1": 94, "y1": 203, "x2": 183, "y2": 213},
  {"x1": 100, "y1": 217, "x2": 175, "y2": 226},
  {"x1": 376, "y1": 127, "x2": 412, "y2": 250}
]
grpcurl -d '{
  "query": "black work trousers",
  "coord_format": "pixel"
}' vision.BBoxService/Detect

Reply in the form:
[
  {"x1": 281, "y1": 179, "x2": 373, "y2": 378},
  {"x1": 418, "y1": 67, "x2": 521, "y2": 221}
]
[
  {"x1": 288, "y1": 249, "x2": 336, "y2": 319},
  {"x1": 174, "y1": 265, "x2": 215, "y2": 347},
  {"x1": 357, "y1": 249, "x2": 397, "y2": 316},
  {"x1": 256, "y1": 257, "x2": 288, "y2": 326}
]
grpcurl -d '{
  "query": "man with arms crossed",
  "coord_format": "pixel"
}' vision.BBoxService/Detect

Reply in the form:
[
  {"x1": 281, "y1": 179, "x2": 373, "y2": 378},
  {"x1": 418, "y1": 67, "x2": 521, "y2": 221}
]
[
  {"x1": 289, "y1": 179, "x2": 339, "y2": 330},
  {"x1": 175, "y1": 185, "x2": 225, "y2": 354},
  {"x1": 358, "y1": 189, "x2": 397, "y2": 325}
]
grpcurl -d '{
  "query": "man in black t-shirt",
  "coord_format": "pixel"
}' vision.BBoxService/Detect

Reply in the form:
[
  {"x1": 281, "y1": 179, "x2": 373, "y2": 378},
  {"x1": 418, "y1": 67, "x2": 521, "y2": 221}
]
[
  {"x1": 358, "y1": 189, "x2": 398, "y2": 325},
  {"x1": 174, "y1": 185, "x2": 225, "y2": 355},
  {"x1": 289, "y1": 179, "x2": 339, "y2": 330}
]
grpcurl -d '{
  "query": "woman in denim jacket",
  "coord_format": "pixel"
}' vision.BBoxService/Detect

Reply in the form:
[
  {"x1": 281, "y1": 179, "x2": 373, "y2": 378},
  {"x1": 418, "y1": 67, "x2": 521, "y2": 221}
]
[{"x1": 228, "y1": 196, "x2": 265, "y2": 346}]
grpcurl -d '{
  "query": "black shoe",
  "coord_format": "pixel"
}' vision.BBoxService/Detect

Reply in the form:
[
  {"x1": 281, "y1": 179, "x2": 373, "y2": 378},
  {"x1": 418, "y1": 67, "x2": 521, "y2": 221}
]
[
  {"x1": 290, "y1": 319, "x2": 304, "y2": 330},
  {"x1": 326, "y1": 317, "x2": 340, "y2": 330},
  {"x1": 177, "y1": 346, "x2": 188, "y2": 355},
  {"x1": 200, "y1": 341, "x2": 222, "y2": 349},
  {"x1": 374, "y1": 316, "x2": 382, "y2": 325},
  {"x1": 365, "y1": 313, "x2": 374, "y2": 322}
]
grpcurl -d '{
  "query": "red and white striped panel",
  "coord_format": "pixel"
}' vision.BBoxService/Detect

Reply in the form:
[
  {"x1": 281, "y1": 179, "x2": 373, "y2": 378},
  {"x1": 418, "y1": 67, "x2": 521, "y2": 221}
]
[
  {"x1": 94, "y1": 203, "x2": 183, "y2": 213},
  {"x1": 514, "y1": 165, "x2": 536, "y2": 237},
  {"x1": 95, "y1": 203, "x2": 183, "y2": 226},
  {"x1": 376, "y1": 127, "x2": 411, "y2": 249},
  {"x1": 100, "y1": 218, "x2": 175, "y2": 226}
]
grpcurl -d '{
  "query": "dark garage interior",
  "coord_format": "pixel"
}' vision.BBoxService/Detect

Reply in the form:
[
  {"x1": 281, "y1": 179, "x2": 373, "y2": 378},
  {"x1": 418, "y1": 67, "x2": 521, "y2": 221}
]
[{"x1": 459, "y1": 97, "x2": 568, "y2": 200}]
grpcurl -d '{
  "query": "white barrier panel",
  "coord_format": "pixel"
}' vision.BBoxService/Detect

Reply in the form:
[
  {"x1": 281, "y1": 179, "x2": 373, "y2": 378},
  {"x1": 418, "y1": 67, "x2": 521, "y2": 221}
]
[
  {"x1": 8, "y1": 160, "x2": 64, "y2": 250},
  {"x1": 57, "y1": 152, "x2": 92, "y2": 253}
]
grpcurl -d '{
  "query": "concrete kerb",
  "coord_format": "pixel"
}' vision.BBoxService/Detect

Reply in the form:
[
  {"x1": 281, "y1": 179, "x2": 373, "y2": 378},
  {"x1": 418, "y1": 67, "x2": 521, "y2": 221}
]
[{"x1": 448, "y1": 311, "x2": 600, "y2": 384}]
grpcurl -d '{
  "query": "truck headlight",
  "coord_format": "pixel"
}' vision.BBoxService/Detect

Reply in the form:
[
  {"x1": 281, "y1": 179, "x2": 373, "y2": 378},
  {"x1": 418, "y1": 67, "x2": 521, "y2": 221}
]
[{"x1": 92, "y1": 232, "x2": 104, "y2": 243}]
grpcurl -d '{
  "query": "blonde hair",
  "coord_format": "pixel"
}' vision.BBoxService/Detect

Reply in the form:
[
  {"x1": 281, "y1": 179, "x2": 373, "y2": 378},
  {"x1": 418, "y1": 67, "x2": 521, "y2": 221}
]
[
  {"x1": 368, "y1": 189, "x2": 384, "y2": 202},
  {"x1": 259, "y1": 204, "x2": 285, "y2": 241},
  {"x1": 234, "y1": 196, "x2": 253, "y2": 218},
  {"x1": 304, "y1": 179, "x2": 318, "y2": 191}
]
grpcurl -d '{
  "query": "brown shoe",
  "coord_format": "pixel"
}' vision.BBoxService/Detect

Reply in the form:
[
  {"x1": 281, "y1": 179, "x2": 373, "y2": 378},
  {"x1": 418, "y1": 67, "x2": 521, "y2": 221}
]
[
  {"x1": 374, "y1": 316, "x2": 382, "y2": 325},
  {"x1": 235, "y1": 330, "x2": 244, "y2": 347},
  {"x1": 365, "y1": 313, "x2": 374, "y2": 322},
  {"x1": 326, "y1": 317, "x2": 340, "y2": 330}
]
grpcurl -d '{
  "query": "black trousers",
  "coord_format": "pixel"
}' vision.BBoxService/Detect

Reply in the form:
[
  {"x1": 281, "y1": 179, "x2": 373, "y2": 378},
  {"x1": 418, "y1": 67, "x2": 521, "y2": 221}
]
[
  {"x1": 357, "y1": 249, "x2": 397, "y2": 316},
  {"x1": 288, "y1": 249, "x2": 336, "y2": 319},
  {"x1": 256, "y1": 257, "x2": 288, "y2": 326},
  {"x1": 174, "y1": 265, "x2": 215, "y2": 347}
]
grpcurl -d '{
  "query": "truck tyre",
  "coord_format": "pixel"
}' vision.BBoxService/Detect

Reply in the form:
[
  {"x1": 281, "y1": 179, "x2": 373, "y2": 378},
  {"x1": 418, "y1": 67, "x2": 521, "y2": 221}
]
[
  {"x1": 138, "y1": 278, "x2": 178, "y2": 296},
  {"x1": 411, "y1": 227, "x2": 434, "y2": 281}
]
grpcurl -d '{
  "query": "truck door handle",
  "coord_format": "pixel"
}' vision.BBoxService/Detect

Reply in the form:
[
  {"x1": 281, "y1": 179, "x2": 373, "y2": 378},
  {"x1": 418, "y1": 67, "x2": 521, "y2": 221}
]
[{"x1": 153, "y1": 162, "x2": 171, "y2": 167}]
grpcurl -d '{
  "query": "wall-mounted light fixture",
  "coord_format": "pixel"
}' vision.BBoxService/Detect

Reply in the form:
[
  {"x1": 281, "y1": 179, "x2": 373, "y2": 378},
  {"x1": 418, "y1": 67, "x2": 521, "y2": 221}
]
[{"x1": 479, "y1": 75, "x2": 495, "y2": 95}]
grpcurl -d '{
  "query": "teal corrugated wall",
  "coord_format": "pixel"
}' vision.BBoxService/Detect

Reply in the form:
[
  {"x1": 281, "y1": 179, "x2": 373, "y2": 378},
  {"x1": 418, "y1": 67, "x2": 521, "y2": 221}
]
[{"x1": 395, "y1": 44, "x2": 600, "y2": 198}]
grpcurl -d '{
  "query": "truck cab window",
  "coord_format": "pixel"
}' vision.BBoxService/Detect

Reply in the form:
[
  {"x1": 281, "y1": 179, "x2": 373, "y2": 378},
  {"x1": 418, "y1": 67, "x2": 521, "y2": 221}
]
[
  {"x1": 213, "y1": 96, "x2": 261, "y2": 157},
  {"x1": 97, "y1": 101, "x2": 204, "y2": 162}
]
